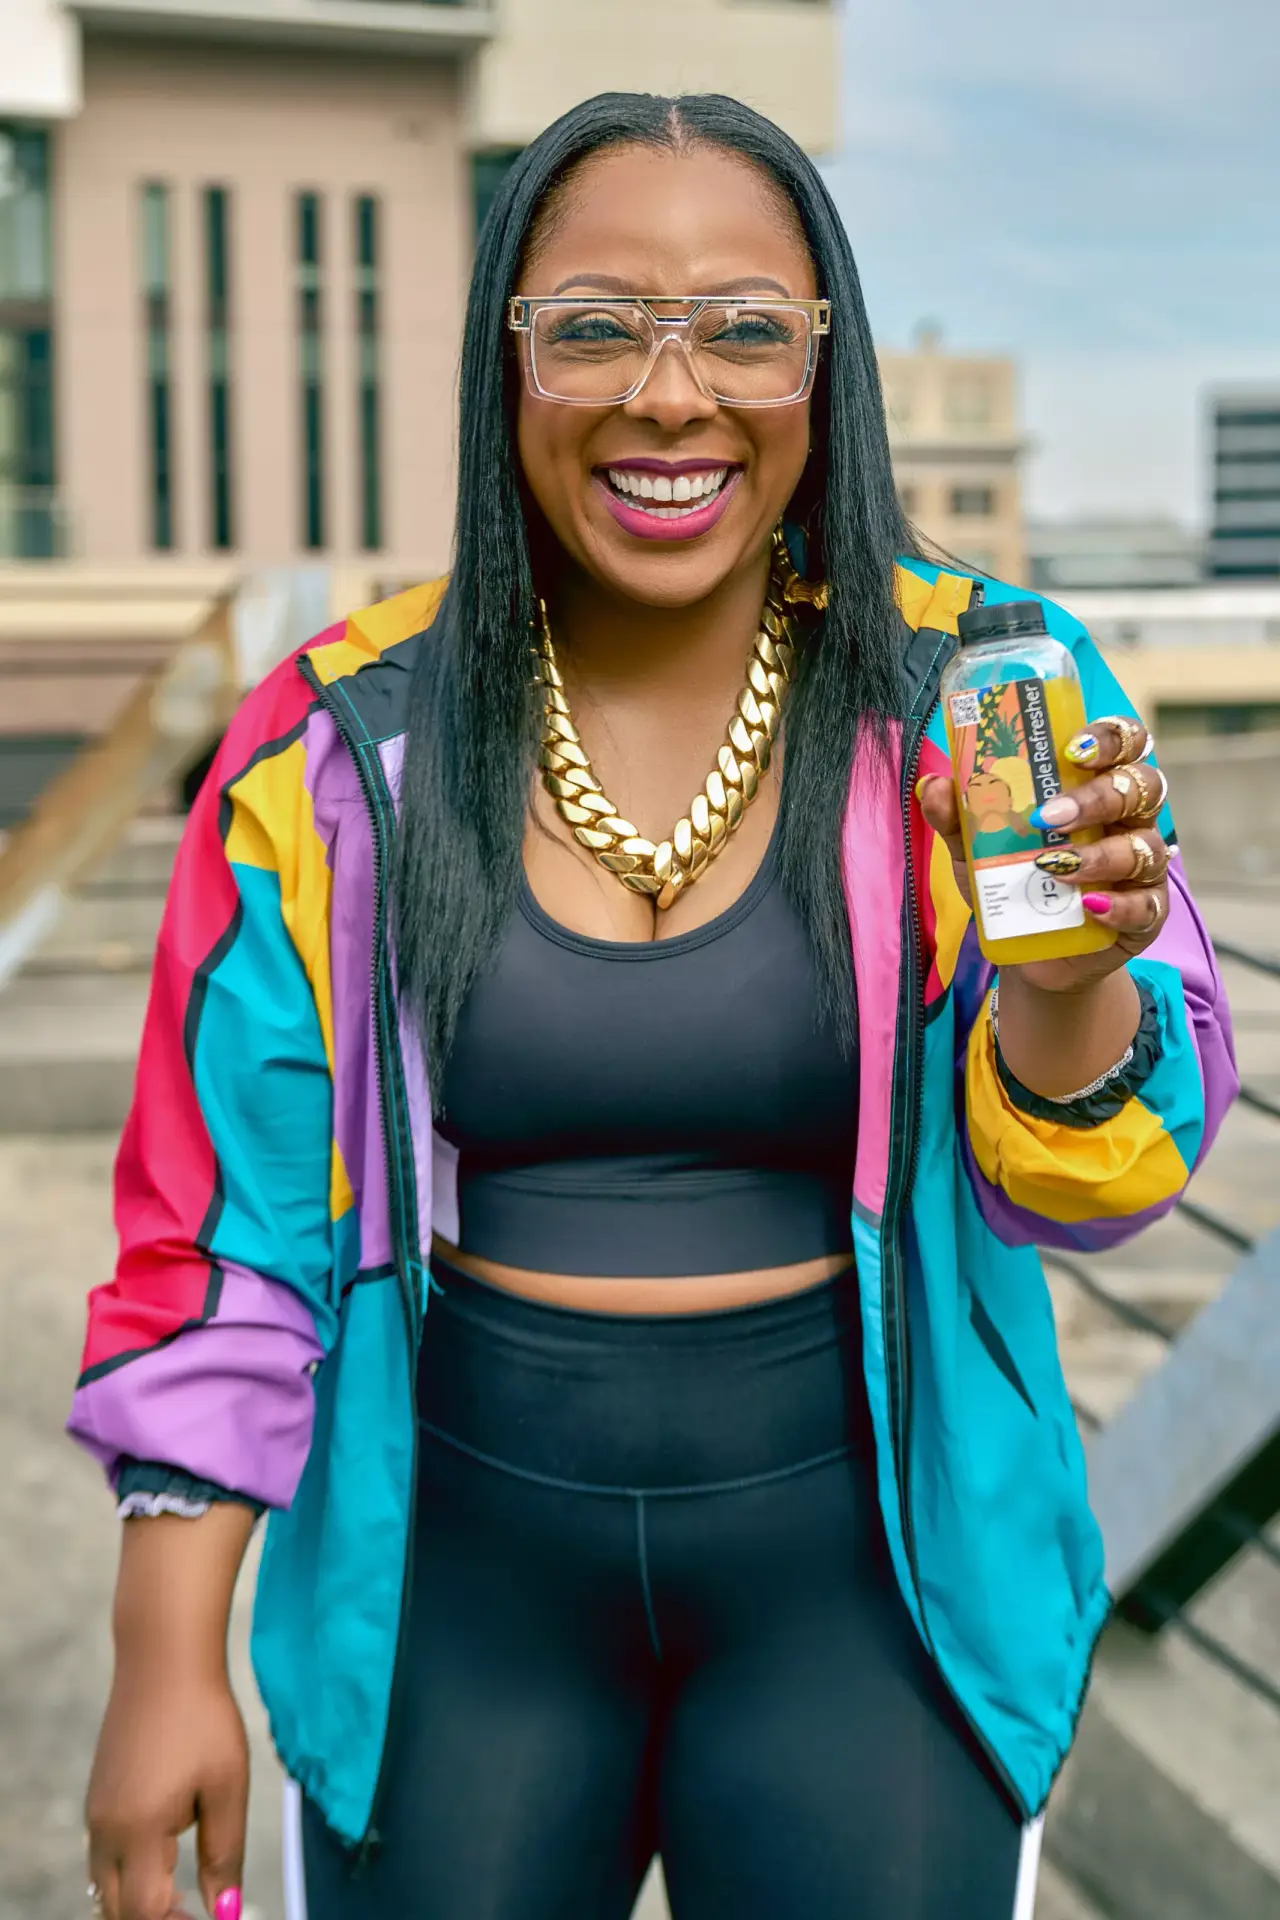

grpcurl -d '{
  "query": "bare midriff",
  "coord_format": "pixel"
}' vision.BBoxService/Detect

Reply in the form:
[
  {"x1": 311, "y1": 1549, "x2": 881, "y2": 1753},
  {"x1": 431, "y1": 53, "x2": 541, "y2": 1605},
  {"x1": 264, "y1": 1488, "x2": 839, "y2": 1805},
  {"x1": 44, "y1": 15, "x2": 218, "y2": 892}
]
[{"x1": 430, "y1": 1235, "x2": 850, "y2": 1314}]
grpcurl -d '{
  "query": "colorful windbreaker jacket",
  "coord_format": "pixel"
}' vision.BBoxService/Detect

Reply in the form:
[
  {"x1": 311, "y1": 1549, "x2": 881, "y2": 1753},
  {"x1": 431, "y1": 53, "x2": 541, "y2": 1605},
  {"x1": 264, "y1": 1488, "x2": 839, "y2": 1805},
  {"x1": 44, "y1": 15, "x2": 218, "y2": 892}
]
[{"x1": 68, "y1": 561, "x2": 1237, "y2": 1849}]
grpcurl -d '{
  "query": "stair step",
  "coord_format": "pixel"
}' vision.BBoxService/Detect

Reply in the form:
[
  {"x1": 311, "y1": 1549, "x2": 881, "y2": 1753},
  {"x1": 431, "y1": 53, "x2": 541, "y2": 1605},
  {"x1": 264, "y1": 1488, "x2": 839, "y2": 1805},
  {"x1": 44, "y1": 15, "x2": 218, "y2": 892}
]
[
  {"x1": 84, "y1": 814, "x2": 183, "y2": 890},
  {"x1": 1049, "y1": 1621, "x2": 1280, "y2": 1920},
  {"x1": 0, "y1": 973, "x2": 145, "y2": 1131},
  {"x1": 22, "y1": 890, "x2": 163, "y2": 974}
]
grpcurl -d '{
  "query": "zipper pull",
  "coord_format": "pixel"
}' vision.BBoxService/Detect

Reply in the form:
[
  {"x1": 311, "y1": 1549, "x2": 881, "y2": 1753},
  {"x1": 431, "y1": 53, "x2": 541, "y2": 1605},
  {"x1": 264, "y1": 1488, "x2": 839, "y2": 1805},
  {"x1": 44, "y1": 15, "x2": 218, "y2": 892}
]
[{"x1": 408, "y1": 1258, "x2": 440, "y2": 1314}]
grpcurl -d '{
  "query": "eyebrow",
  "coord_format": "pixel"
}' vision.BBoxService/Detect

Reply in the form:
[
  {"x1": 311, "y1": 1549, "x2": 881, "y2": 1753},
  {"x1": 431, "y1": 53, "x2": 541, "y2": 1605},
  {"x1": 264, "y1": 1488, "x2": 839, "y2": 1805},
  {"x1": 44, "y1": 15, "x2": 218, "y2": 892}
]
[{"x1": 548, "y1": 274, "x2": 794, "y2": 297}]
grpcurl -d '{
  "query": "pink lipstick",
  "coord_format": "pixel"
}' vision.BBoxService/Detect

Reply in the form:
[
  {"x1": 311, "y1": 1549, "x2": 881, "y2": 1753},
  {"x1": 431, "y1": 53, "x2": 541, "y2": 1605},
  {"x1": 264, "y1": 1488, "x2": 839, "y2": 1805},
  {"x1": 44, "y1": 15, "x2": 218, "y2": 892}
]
[{"x1": 594, "y1": 464, "x2": 742, "y2": 543}]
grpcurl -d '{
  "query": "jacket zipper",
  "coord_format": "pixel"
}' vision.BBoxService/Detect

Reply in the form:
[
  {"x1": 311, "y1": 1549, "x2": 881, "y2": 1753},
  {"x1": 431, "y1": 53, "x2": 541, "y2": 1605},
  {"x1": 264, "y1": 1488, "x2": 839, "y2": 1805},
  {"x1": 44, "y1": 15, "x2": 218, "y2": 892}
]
[
  {"x1": 882, "y1": 603, "x2": 1023, "y2": 1813},
  {"x1": 298, "y1": 657, "x2": 424, "y2": 1860}
]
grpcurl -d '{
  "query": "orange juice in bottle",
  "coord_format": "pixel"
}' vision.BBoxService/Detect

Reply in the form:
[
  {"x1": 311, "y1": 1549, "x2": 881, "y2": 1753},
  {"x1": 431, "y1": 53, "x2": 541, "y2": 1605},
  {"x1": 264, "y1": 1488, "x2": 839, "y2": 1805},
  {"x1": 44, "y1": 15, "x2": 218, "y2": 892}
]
[{"x1": 941, "y1": 599, "x2": 1116, "y2": 966}]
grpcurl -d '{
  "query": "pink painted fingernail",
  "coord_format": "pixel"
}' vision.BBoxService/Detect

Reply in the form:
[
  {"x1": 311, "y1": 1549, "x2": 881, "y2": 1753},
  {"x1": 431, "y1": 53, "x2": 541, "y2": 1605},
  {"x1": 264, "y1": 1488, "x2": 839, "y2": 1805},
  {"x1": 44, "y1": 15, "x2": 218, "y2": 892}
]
[
  {"x1": 1082, "y1": 893, "x2": 1111, "y2": 915},
  {"x1": 214, "y1": 1891, "x2": 242, "y2": 1920}
]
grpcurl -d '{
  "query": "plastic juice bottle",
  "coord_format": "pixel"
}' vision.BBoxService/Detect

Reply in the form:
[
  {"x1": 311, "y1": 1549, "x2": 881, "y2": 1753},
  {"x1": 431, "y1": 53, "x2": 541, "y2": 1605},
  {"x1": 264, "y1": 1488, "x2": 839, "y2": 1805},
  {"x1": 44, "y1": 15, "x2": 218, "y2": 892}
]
[{"x1": 941, "y1": 599, "x2": 1116, "y2": 966}]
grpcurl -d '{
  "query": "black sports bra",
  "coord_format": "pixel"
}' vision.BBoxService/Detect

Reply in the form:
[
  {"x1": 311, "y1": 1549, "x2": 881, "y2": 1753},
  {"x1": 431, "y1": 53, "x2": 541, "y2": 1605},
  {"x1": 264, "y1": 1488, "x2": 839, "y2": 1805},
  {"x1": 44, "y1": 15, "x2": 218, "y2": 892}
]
[{"x1": 434, "y1": 826, "x2": 858, "y2": 1277}]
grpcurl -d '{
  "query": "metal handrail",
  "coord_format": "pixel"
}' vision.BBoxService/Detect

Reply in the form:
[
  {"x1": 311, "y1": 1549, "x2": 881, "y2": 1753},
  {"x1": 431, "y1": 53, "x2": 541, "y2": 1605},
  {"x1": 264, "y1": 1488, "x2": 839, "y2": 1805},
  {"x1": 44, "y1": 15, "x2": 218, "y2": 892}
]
[
  {"x1": 1213, "y1": 939, "x2": 1280, "y2": 981},
  {"x1": 1047, "y1": 930, "x2": 1280, "y2": 1711},
  {"x1": 0, "y1": 594, "x2": 237, "y2": 989},
  {"x1": 1237, "y1": 1083, "x2": 1280, "y2": 1124},
  {"x1": 1042, "y1": 1250, "x2": 1174, "y2": 1344},
  {"x1": 1176, "y1": 1199, "x2": 1256, "y2": 1255}
]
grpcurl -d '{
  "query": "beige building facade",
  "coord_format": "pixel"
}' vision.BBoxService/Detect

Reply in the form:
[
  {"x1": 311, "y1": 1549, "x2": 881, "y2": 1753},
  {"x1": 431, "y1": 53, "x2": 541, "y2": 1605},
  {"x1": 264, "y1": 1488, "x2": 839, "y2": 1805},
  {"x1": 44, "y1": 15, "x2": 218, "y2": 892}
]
[
  {"x1": 878, "y1": 325, "x2": 1026, "y2": 587},
  {"x1": 475, "y1": 0, "x2": 838, "y2": 155},
  {"x1": 57, "y1": 34, "x2": 471, "y2": 570},
  {"x1": 0, "y1": 0, "x2": 838, "y2": 817},
  {"x1": 1, "y1": 0, "x2": 838, "y2": 573}
]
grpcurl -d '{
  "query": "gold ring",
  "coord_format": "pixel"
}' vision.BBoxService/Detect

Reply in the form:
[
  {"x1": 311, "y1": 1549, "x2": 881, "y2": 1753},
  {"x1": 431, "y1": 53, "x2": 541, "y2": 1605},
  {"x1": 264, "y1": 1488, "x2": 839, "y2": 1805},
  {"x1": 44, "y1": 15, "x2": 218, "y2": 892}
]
[
  {"x1": 1108, "y1": 767, "x2": 1146, "y2": 820},
  {"x1": 1127, "y1": 831, "x2": 1158, "y2": 882},
  {"x1": 1139, "y1": 889, "x2": 1164, "y2": 935},
  {"x1": 1132, "y1": 763, "x2": 1170, "y2": 822},
  {"x1": 1096, "y1": 713, "x2": 1152, "y2": 765}
]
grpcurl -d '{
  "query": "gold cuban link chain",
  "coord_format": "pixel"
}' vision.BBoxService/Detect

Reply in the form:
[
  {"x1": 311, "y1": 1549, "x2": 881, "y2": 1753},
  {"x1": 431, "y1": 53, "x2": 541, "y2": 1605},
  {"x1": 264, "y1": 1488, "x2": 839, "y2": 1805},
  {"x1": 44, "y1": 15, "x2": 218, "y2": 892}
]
[{"x1": 532, "y1": 529, "x2": 818, "y2": 910}]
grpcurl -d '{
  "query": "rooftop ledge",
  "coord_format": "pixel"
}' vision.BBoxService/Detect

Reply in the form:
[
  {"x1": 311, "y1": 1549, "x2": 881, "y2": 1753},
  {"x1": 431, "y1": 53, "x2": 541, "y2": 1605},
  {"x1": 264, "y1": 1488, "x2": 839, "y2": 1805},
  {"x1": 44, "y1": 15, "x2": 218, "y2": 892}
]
[{"x1": 67, "y1": 0, "x2": 495, "y2": 56}]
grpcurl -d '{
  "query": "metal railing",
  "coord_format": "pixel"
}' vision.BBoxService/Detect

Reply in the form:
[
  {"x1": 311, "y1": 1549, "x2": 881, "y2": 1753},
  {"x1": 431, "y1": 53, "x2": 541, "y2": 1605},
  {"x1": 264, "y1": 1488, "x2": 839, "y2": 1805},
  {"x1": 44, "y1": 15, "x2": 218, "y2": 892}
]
[
  {"x1": 1045, "y1": 935, "x2": 1280, "y2": 1714},
  {"x1": 0, "y1": 595, "x2": 237, "y2": 988}
]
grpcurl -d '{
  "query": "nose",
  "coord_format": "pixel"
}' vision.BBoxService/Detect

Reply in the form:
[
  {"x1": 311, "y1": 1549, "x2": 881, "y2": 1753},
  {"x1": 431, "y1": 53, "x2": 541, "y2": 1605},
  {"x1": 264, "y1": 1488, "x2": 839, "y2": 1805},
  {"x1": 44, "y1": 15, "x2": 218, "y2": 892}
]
[{"x1": 622, "y1": 336, "x2": 719, "y2": 430}]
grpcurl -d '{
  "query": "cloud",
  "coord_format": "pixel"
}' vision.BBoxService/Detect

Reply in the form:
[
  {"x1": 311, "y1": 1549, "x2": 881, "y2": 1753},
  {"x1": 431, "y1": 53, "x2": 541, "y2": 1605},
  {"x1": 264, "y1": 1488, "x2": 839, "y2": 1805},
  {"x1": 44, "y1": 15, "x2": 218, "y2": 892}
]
[
  {"x1": 823, "y1": 0, "x2": 1279, "y2": 518},
  {"x1": 828, "y1": 0, "x2": 1280, "y2": 356}
]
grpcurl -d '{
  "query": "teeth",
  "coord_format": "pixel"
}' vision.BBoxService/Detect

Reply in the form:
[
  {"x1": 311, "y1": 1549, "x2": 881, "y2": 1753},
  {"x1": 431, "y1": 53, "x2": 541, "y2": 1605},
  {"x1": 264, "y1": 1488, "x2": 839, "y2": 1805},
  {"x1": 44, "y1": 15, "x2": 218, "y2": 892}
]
[{"x1": 605, "y1": 467, "x2": 731, "y2": 515}]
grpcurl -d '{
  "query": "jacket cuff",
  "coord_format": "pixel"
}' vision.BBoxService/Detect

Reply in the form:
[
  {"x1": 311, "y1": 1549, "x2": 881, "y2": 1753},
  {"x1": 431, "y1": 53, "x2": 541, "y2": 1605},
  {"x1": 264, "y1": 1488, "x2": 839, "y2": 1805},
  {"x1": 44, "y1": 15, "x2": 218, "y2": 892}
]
[
  {"x1": 993, "y1": 978, "x2": 1161, "y2": 1129},
  {"x1": 116, "y1": 1457, "x2": 266, "y2": 1521},
  {"x1": 69, "y1": 1260, "x2": 325, "y2": 1512}
]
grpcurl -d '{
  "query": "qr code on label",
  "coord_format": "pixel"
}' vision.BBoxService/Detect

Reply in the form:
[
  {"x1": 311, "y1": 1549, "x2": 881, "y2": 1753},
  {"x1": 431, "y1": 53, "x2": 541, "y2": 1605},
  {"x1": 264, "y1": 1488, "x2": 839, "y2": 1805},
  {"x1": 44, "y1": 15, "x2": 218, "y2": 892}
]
[{"x1": 949, "y1": 691, "x2": 981, "y2": 728}]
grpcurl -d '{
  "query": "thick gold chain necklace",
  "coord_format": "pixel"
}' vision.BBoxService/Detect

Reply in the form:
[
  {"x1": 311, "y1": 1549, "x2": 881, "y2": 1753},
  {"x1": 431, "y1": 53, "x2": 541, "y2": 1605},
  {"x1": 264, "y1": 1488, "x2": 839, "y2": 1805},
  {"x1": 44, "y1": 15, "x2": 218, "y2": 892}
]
[{"x1": 533, "y1": 528, "x2": 821, "y2": 910}]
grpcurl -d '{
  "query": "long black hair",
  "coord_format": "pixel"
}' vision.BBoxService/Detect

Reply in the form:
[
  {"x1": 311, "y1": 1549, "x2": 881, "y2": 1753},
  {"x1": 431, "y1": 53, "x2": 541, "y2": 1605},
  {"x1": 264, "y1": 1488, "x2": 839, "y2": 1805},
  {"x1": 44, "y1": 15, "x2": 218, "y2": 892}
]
[{"x1": 393, "y1": 92, "x2": 917, "y2": 1096}]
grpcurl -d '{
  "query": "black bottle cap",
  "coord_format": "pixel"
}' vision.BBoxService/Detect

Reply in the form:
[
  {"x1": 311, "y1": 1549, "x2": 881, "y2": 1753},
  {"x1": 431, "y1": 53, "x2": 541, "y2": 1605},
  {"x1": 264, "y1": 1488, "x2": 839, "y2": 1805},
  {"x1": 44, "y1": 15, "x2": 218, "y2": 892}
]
[{"x1": 956, "y1": 599, "x2": 1049, "y2": 645}]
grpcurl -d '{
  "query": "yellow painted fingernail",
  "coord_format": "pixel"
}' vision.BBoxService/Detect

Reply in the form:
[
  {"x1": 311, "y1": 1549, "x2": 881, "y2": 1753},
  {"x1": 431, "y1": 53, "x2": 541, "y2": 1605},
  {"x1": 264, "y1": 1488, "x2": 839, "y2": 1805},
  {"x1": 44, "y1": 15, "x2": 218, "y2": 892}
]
[
  {"x1": 914, "y1": 776, "x2": 930, "y2": 802},
  {"x1": 1065, "y1": 731, "x2": 1100, "y2": 766}
]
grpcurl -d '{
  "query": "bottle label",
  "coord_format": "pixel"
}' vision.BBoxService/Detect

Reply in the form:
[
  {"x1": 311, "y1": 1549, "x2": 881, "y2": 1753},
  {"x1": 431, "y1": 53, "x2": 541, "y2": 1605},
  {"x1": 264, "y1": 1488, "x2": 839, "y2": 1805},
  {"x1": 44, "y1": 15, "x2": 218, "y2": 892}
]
[{"x1": 949, "y1": 677, "x2": 1084, "y2": 942}]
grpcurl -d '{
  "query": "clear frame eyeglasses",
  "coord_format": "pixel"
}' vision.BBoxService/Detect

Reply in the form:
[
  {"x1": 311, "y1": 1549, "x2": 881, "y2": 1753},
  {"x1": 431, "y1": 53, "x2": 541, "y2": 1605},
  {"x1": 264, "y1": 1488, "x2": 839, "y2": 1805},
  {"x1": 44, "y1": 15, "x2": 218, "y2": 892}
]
[{"x1": 507, "y1": 295, "x2": 832, "y2": 408}]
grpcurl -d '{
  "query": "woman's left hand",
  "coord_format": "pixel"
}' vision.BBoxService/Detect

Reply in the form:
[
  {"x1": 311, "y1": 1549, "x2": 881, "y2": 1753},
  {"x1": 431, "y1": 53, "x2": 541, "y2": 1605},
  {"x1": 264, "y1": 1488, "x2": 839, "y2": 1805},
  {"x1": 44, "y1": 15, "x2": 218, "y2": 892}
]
[{"x1": 918, "y1": 714, "x2": 1171, "y2": 996}]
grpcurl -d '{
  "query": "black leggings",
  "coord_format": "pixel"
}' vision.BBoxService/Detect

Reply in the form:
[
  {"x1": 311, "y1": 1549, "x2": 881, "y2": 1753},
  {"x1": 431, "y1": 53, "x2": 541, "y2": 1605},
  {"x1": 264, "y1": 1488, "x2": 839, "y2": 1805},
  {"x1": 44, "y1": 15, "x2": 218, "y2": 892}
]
[{"x1": 299, "y1": 1258, "x2": 1030, "y2": 1918}]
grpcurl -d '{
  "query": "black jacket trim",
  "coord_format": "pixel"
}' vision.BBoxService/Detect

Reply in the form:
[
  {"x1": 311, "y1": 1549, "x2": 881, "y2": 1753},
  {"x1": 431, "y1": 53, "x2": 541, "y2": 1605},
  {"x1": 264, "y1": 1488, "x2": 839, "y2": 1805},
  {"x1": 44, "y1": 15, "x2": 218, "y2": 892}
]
[
  {"x1": 115, "y1": 1457, "x2": 266, "y2": 1518},
  {"x1": 994, "y1": 978, "x2": 1161, "y2": 1129}
]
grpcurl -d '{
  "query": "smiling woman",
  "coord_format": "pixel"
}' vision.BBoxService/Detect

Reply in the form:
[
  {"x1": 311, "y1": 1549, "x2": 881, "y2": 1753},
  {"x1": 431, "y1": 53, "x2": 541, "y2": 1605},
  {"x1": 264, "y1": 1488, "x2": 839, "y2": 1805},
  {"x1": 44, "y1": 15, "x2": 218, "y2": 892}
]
[{"x1": 71, "y1": 89, "x2": 1235, "y2": 1920}]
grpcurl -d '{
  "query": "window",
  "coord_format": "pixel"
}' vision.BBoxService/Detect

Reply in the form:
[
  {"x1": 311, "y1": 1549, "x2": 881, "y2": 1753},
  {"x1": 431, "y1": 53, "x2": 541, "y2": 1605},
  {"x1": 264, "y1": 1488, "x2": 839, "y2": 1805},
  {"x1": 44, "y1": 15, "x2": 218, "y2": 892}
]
[
  {"x1": 1156, "y1": 700, "x2": 1280, "y2": 738},
  {"x1": 950, "y1": 485, "x2": 995, "y2": 517},
  {"x1": 142, "y1": 183, "x2": 175, "y2": 551},
  {"x1": 204, "y1": 187, "x2": 234, "y2": 550},
  {"x1": 297, "y1": 191, "x2": 325, "y2": 550},
  {"x1": 355, "y1": 194, "x2": 382, "y2": 551},
  {"x1": 945, "y1": 378, "x2": 992, "y2": 428},
  {"x1": 472, "y1": 149, "x2": 522, "y2": 241},
  {"x1": 0, "y1": 125, "x2": 58, "y2": 559}
]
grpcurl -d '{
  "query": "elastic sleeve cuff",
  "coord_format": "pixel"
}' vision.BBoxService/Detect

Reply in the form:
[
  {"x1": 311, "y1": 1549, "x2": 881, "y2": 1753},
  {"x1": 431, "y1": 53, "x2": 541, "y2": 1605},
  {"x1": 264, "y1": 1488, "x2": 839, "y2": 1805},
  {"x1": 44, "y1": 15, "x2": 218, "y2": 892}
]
[
  {"x1": 115, "y1": 1458, "x2": 266, "y2": 1521},
  {"x1": 993, "y1": 978, "x2": 1161, "y2": 1129}
]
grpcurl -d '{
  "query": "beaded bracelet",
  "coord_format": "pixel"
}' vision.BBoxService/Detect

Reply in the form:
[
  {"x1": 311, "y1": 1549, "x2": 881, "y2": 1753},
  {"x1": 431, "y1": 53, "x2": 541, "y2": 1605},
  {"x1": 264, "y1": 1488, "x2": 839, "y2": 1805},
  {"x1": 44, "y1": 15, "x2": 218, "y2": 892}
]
[{"x1": 989, "y1": 986, "x2": 1136, "y2": 1106}]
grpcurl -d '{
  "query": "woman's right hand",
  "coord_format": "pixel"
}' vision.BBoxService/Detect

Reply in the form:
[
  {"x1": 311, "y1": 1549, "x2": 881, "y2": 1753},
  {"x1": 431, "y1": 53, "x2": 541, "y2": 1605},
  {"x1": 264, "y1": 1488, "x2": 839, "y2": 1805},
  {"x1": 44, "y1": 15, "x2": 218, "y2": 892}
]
[
  {"x1": 88, "y1": 1503, "x2": 258, "y2": 1920},
  {"x1": 87, "y1": 1664, "x2": 248, "y2": 1920}
]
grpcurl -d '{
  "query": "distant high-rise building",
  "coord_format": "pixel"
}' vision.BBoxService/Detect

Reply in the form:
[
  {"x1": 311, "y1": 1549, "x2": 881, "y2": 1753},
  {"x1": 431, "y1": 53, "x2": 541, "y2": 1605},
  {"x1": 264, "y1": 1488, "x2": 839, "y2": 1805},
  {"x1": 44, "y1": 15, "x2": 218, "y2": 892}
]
[
  {"x1": 878, "y1": 324, "x2": 1026, "y2": 586},
  {"x1": 1208, "y1": 388, "x2": 1280, "y2": 579}
]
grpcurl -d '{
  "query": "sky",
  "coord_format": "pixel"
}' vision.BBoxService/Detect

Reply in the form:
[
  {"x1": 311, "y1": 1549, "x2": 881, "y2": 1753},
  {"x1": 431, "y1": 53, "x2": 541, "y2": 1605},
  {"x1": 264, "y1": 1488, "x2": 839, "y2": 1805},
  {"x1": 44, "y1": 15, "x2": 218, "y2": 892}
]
[{"x1": 824, "y1": 0, "x2": 1280, "y2": 526}]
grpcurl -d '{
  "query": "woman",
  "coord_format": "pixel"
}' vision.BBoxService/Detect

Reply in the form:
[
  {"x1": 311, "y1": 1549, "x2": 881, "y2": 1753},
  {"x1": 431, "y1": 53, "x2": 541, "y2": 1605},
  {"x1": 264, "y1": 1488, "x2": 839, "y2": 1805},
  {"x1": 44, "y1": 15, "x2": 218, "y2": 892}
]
[
  {"x1": 963, "y1": 759, "x2": 1040, "y2": 858},
  {"x1": 72, "y1": 93, "x2": 1235, "y2": 1920}
]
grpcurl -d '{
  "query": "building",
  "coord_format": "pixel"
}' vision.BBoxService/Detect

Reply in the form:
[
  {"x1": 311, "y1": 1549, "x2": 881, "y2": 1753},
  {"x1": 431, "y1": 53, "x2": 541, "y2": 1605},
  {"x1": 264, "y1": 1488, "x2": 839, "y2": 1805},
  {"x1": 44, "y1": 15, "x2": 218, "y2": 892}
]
[
  {"x1": 1208, "y1": 387, "x2": 1280, "y2": 580},
  {"x1": 0, "y1": 0, "x2": 838, "y2": 571},
  {"x1": 472, "y1": 0, "x2": 837, "y2": 228},
  {"x1": 878, "y1": 323, "x2": 1026, "y2": 586},
  {"x1": 0, "y1": 0, "x2": 837, "y2": 823},
  {"x1": 1027, "y1": 517, "x2": 1204, "y2": 593},
  {"x1": 1049, "y1": 583, "x2": 1280, "y2": 738}
]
